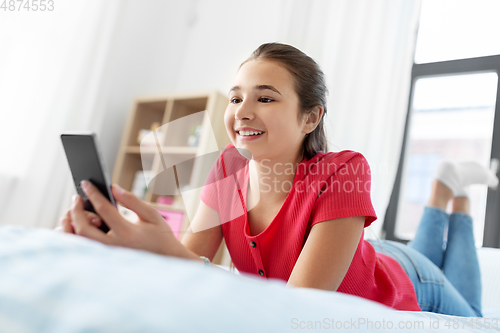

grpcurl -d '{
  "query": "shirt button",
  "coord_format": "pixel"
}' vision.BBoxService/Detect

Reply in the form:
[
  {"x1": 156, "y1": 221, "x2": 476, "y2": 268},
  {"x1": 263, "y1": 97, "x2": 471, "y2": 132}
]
[
  {"x1": 258, "y1": 269, "x2": 264, "y2": 276},
  {"x1": 250, "y1": 241, "x2": 256, "y2": 248}
]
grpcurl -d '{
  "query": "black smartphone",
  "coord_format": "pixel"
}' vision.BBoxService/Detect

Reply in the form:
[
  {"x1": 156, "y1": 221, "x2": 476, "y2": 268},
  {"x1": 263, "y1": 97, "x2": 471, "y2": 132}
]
[{"x1": 61, "y1": 132, "x2": 116, "y2": 233}]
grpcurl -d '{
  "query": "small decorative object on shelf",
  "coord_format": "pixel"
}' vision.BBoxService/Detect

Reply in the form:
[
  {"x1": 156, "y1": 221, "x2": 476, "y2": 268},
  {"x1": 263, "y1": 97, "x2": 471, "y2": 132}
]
[
  {"x1": 131, "y1": 170, "x2": 152, "y2": 200},
  {"x1": 157, "y1": 195, "x2": 175, "y2": 206},
  {"x1": 137, "y1": 122, "x2": 164, "y2": 146},
  {"x1": 118, "y1": 205, "x2": 139, "y2": 223},
  {"x1": 187, "y1": 124, "x2": 202, "y2": 147},
  {"x1": 157, "y1": 209, "x2": 184, "y2": 240}
]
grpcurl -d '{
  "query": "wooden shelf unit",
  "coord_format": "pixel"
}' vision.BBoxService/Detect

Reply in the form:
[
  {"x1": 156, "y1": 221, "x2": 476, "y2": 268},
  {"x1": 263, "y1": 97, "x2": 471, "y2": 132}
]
[{"x1": 112, "y1": 91, "x2": 231, "y2": 266}]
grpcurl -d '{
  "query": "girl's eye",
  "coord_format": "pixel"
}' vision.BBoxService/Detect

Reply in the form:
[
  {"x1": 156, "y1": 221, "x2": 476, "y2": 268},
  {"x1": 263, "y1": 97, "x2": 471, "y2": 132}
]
[
  {"x1": 230, "y1": 97, "x2": 242, "y2": 104},
  {"x1": 259, "y1": 97, "x2": 273, "y2": 103}
]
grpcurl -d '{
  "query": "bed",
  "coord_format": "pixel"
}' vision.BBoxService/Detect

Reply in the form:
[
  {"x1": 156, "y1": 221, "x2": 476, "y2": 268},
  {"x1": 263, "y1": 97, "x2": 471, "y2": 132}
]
[{"x1": 0, "y1": 225, "x2": 499, "y2": 332}]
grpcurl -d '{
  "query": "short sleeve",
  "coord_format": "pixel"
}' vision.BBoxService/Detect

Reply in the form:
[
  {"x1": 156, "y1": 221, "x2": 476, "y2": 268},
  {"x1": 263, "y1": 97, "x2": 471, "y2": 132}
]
[
  {"x1": 198, "y1": 145, "x2": 249, "y2": 224},
  {"x1": 199, "y1": 157, "x2": 221, "y2": 212},
  {"x1": 310, "y1": 153, "x2": 377, "y2": 228}
]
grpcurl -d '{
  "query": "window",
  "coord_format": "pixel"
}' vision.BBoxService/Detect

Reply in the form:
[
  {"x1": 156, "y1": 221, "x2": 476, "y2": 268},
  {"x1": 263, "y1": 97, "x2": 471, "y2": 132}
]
[
  {"x1": 383, "y1": 1, "x2": 500, "y2": 248},
  {"x1": 415, "y1": 0, "x2": 500, "y2": 63}
]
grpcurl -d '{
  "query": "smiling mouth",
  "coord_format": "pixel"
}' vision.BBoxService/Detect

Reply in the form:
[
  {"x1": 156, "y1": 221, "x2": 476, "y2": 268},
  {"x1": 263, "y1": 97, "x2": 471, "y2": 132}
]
[{"x1": 236, "y1": 130, "x2": 265, "y2": 136}]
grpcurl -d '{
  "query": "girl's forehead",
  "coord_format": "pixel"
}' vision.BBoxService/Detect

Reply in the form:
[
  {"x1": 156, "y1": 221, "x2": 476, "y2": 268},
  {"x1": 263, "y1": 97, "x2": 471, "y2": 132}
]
[{"x1": 235, "y1": 60, "x2": 294, "y2": 89}]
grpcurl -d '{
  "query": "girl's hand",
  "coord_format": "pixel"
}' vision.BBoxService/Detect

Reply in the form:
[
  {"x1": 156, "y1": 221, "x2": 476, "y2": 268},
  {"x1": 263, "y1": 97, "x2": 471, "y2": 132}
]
[
  {"x1": 68, "y1": 181, "x2": 179, "y2": 256},
  {"x1": 55, "y1": 210, "x2": 102, "y2": 233}
]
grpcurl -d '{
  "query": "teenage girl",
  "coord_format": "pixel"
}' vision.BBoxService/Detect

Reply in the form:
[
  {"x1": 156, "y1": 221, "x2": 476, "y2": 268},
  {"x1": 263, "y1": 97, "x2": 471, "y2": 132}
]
[{"x1": 59, "y1": 42, "x2": 497, "y2": 317}]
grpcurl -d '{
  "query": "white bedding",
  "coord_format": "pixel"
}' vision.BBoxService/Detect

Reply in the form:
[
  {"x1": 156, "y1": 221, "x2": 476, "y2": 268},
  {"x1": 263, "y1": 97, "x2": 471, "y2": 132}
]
[{"x1": 0, "y1": 225, "x2": 498, "y2": 332}]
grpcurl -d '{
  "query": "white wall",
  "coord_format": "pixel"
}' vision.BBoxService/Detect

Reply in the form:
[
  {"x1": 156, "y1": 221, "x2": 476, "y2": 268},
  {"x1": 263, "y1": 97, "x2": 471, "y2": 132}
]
[{"x1": 97, "y1": 0, "x2": 293, "y2": 173}]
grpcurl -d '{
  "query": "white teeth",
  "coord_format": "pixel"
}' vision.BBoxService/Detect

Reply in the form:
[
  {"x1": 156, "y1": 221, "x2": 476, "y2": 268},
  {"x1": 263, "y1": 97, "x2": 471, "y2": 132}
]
[{"x1": 238, "y1": 130, "x2": 264, "y2": 136}]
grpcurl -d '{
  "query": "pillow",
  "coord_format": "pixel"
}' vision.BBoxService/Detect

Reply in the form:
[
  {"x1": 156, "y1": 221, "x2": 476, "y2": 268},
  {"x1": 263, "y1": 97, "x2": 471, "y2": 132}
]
[{"x1": 477, "y1": 247, "x2": 500, "y2": 315}]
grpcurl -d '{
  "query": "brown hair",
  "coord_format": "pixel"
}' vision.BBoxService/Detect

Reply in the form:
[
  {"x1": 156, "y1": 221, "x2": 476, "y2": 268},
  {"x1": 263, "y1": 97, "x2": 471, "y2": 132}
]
[{"x1": 241, "y1": 42, "x2": 328, "y2": 160}]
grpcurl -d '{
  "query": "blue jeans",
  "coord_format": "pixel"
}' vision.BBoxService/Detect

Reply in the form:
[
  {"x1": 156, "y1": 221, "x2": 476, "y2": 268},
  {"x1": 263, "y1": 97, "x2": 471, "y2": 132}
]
[{"x1": 368, "y1": 206, "x2": 482, "y2": 317}]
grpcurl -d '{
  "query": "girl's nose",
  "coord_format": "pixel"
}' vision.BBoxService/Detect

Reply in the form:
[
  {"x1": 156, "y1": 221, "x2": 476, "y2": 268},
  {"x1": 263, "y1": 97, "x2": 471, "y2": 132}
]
[{"x1": 234, "y1": 102, "x2": 254, "y2": 121}]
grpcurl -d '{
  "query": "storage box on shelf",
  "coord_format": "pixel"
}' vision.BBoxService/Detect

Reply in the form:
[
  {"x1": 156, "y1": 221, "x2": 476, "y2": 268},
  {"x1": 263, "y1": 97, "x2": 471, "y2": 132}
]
[{"x1": 112, "y1": 91, "x2": 231, "y2": 266}]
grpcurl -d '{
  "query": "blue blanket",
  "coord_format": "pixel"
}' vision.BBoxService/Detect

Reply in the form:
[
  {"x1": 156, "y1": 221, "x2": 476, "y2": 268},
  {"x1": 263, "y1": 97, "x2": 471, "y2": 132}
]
[{"x1": 0, "y1": 226, "x2": 498, "y2": 332}]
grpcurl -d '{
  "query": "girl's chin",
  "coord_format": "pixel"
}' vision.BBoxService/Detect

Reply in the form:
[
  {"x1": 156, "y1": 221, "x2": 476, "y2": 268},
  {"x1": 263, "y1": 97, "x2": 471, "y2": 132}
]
[{"x1": 232, "y1": 144, "x2": 259, "y2": 160}]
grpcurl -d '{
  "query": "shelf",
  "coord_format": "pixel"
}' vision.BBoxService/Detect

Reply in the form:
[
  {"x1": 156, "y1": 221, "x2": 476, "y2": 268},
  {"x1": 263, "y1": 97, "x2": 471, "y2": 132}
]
[
  {"x1": 170, "y1": 97, "x2": 208, "y2": 122},
  {"x1": 112, "y1": 91, "x2": 232, "y2": 266},
  {"x1": 115, "y1": 153, "x2": 144, "y2": 190},
  {"x1": 164, "y1": 109, "x2": 206, "y2": 147},
  {"x1": 125, "y1": 146, "x2": 198, "y2": 154},
  {"x1": 127, "y1": 101, "x2": 168, "y2": 146}
]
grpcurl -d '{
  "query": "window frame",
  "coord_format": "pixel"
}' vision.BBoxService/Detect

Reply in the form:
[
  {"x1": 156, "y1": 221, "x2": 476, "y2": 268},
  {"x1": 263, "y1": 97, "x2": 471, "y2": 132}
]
[{"x1": 383, "y1": 54, "x2": 500, "y2": 248}]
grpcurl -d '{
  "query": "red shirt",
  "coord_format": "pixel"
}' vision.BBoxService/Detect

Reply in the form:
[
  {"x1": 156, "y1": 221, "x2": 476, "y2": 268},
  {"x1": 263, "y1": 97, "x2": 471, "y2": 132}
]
[{"x1": 200, "y1": 144, "x2": 420, "y2": 311}]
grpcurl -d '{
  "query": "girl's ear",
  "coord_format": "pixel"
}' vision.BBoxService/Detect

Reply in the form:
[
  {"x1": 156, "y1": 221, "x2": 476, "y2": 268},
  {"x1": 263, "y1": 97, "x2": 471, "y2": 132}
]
[{"x1": 304, "y1": 105, "x2": 324, "y2": 133}]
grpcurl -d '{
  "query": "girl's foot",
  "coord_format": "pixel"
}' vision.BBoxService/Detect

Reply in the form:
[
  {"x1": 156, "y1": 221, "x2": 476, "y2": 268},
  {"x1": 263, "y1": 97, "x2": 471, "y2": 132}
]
[{"x1": 435, "y1": 160, "x2": 499, "y2": 197}]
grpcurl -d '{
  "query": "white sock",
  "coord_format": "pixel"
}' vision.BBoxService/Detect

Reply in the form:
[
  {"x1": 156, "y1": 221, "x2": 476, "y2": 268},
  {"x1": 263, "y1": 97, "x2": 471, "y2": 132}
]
[{"x1": 435, "y1": 160, "x2": 499, "y2": 197}]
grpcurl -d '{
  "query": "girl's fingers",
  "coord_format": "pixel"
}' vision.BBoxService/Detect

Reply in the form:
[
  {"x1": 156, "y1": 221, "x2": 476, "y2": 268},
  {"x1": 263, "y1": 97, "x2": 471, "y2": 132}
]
[
  {"x1": 85, "y1": 212, "x2": 102, "y2": 227},
  {"x1": 90, "y1": 216, "x2": 102, "y2": 227},
  {"x1": 111, "y1": 184, "x2": 163, "y2": 224},
  {"x1": 62, "y1": 217, "x2": 75, "y2": 233},
  {"x1": 70, "y1": 195, "x2": 110, "y2": 244},
  {"x1": 64, "y1": 209, "x2": 71, "y2": 222},
  {"x1": 61, "y1": 210, "x2": 101, "y2": 227},
  {"x1": 80, "y1": 181, "x2": 126, "y2": 232},
  {"x1": 56, "y1": 211, "x2": 72, "y2": 233}
]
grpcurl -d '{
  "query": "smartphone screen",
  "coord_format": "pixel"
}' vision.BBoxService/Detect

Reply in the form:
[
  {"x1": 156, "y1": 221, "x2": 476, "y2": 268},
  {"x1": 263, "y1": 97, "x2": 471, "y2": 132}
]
[{"x1": 61, "y1": 133, "x2": 115, "y2": 233}]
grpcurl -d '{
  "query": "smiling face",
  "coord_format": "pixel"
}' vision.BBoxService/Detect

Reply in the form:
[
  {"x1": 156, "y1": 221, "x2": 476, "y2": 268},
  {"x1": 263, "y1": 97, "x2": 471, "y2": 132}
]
[{"x1": 225, "y1": 59, "x2": 308, "y2": 163}]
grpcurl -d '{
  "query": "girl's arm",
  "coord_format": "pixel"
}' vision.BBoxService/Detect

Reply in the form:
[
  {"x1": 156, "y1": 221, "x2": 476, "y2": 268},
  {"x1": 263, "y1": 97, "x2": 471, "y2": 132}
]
[
  {"x1": 181, "y1": 200, "x2": 224, "y2": 263},
  {"x1": 287, "y1": 216, "x2": 365, "y2": 291}
]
